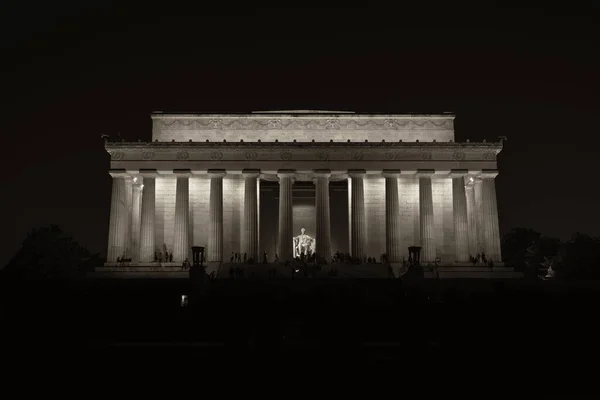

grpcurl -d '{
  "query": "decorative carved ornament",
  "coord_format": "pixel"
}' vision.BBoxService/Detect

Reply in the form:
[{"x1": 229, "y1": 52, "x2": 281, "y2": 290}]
[
  {"x1": 210, "y1": 151, "x2": 223, "y2": 160},
  {"x1": 156, "y1": 118, "x2": 452, "y2": 130},
  {"x1": 483, "y1": 152, "x2": 496, "y2": 160},
  {"x1": 421, "y1": 151, "x2": 432, "y2": 160},
  {"x1": 142, "y1": 151, "x2": 155, "y2": 160},
  {"x1": 280, "y1": 152, "x2": 293, "y2": 160},
  {"x1": 245, "y1": 150, "x2": 258, "y2": 160},
  {"x1": 111, "y1": 152, "x2": 124, "y2": 160},
  {"x1": 452, "y1": 151, "x2": 466, "y2": 160},
  {"x1": 176, "y1": 151, "x2": 189, "y2": 160},
  {"x1": 316, "y1": 151, "x2": 329, "y2": 160}
]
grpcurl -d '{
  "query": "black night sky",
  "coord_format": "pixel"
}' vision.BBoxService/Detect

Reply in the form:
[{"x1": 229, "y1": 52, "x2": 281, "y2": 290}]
[{"x1": 2, "y1": 2, "x2": 599, "y2": 266}]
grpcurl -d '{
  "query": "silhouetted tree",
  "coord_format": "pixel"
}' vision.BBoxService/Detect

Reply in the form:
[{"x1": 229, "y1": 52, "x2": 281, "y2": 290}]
[
  {"x1": 502, "y1": 228, "x2": 561, "y2": 279},
  {"x1": 557, "y1": 233, "x2": 600, "y2": 280},
  {"x1": 1, "y1": 225, "x2": 102, "y2": 279}
]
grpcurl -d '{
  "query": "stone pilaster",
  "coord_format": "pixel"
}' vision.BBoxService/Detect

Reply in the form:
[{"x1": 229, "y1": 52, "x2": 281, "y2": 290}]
[
  {"x1": 208, "y1": 170, "x2": 226, "y2": 262},
  {"x1": 138, "y1": 171, "x2": 156, "y2": 263},
  {"x1": 481, "y1": 170, "x2": 502, "y2": 263},
  {"x1": 349, "y1": 170, "x2": 366, "y2": 260},
  {"x1": 474, "y1": 177, "x2": 484, "y2": 253},
  {"x1": 242, "y1": 169, "x2": 260, "y2": 262},
  {"x1": 314, "y1": 170, "x2": 332, "y2": 261},
  {"x1": 465, "y1": 179, "x2": 478, "y2": 257},
  {"x1": 450, "y1": 170, "x2": 470, "y2": 263},
  {"x1": 107, "y1": 170, "x2": 128, "y2": 262},
  {"x1": 383, "y1": 170, "x2": 401, "y2": 262},
  {"x1": 277, "y1": 170, "x2": 295, "y2": 261},
  {"x1": 173, "y1": 170, "x2": 191, "y2": 263},
  {"x1": 130, "y1": 178, "x2": 143, "y2": 263},
  {"x1": 418, "y1": 169, "x2": 436, "y2": 263}
]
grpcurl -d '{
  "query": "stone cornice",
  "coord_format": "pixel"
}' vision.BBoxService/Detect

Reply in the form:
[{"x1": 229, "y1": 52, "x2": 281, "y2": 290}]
[{"x1": 106, "y1": 141, "x2": 502, "y2": 162}]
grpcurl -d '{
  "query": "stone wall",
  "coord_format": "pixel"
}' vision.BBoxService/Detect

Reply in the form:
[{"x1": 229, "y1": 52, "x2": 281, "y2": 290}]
[
  {"x1": 223, "y1": 176, "x2": 243, "y2": 259},
  {"x1": 432, "y1": 178, "x2": 455, "y2": 262},
  {"x1": 155, "y1": 177, "x2": 176, "y2": 255},
  {"x1": 398, "y1": 177, "x2": 420, "y2": 260},
  {"x1": 364, "y1": 176, "x2": 386, "y2": 260}
]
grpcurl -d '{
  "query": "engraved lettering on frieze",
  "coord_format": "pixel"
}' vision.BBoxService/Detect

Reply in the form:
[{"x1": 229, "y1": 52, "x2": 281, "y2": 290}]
[
  {"x1": 351, "y1": 150, "x2": 363, "y2": 161},
  {"x1": 325, "y1": 119, "x2": 340, "y2": 130},
  {"x1": 483, "y1": 152, "x2": 496, "y2": 160},
  {"x1": 280, "y1": 151, "x2": 292, "y2": 161},
  {"x1": 142, "y1": 151, "x2": 155, "y2": 160},
  {"x1": 421, "y1": 151, "x2": 432, "y2": 160},
  {"x1": 211, "y1": 151, "x2": 223, "y2": 160},
  {"x1": 452, "y1": 151, "x2": 465, "y2": 160},
  {"x1": 111, "y1": 152, "x2": 124, "y2": 160},
  {"x1": 268, "y1": 119, "x2": 282, "y2": 129},
  {"x1": 245, "y1": 150, "x2": 258, "y2": 160},
  {"x1": 316, "y1": 151, "x2": 329, "y2": 160},
  {"x1": 176, "y1": 151, "x2": 189, "y2": 160}
]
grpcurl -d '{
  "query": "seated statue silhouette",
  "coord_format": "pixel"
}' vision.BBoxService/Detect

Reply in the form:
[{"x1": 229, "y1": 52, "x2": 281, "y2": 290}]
[{"x1": 293, "y1": 228, "x2": 315, "y2": 258}]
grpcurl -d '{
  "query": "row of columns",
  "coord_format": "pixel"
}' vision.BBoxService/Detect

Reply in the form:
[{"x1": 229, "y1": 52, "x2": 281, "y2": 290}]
[{"x1": 107, "y1": 168, "x2": 501, "y2": 265}]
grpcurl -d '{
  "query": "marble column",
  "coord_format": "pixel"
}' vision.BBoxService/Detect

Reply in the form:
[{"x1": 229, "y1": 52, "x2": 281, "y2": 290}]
[
  {"x1": 242, "y1": 169, "x2": 260, "y2": 262},
  {"x1": 481, "y1": 170, "x2": 502, "y2": 263},
  {"x1": 314, "y1": 170, "x2": 332, "y2": 261},
  {"x1": 123, "y1": 177, "x2": 133, "y2": 259},
  {"x1": 349, "y1": 170, "x2": 366, "y2": 260},
  {"x1": 130, "y1": 178, "x2": 143, "y2": 263},
  {"x1": 383, "y1": 170, "x2": 401, "y2": 262},
  {"x1": 208, "y1": 170, "x2": 225, "y2": 262},
  {"x1": 450, "y1": 170, "x2": 470, "y2": 263},
  {"x1": 465, "y1": 178, "x2": 478, "y2": 257},
  {"x1": 173, "y1": 170, "x2": 191, "y2": 263},
  {"x1": 277, "y1": 170, "x2": 295, "y2": 261},
  {"x1": 138, "y1": 171, "x2": 156, "y2": 263},
  {"x1": 418, "y1": 169, "x2": 436, "y2": 263},
  {"x1": 107, "y1": 170, "x2": 128, "y2": 262},
  {"x1": 474, "y1": 177, "x2": 484, "y2": 253}
]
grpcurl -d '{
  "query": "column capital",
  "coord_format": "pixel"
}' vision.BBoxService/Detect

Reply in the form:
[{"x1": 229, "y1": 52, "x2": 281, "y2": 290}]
[
  {"x1": 348, "y1": 169, "x2": 366, "y2": 178},
  {"x1": 277, "y1": 169, "x2": 296, "y2": 178},
  {"x1": 173, "y1": 168, "x2": 192, "y2": 177},
  {"x1": 242, "y1": 169, "x2": 261, "y2": 178},
  {"x1": 139, "y1": 168, "x2": 158, "y2": 178},
  {"x1": 109, "y1": 168, "x2": 128, "y2": 178},
  {"x1": 416, "y1": 169, "x2": 435, "y2": 178},
  {"x1": 208, "y1": 169, "x2": 226, "y2": 178},
  {"x1": 449, "y1": 169, "x2": 469, "y2": 178},
  {"x1": 382, "y1": 169, "x2": 402, "y2": 178},
  {"x1": 313, "y1": 169, "x2": 331, "y2": 178},
  {"x1": 479, "y1": 169, "x2": 499, "y2": 178}
]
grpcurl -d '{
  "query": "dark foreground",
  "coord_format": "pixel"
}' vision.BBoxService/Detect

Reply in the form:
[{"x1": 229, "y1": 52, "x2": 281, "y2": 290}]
[{"x1": 2, "y1": 277, "x2": 600, "y2": 382}]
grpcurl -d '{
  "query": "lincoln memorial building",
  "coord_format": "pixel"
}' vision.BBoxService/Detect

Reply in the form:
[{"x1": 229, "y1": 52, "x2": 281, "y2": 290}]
[{"x1": 103, "y1": 111, "x2": 504, "y2": 273}]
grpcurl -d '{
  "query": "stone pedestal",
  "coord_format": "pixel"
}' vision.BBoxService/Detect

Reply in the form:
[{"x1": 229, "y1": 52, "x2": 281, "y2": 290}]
[
  {"x1": 139, "y1": 172, "x2": 156, "y2": 263},
  {"x1": 481, "y1": 170, "x2": 502, "y2": 263},
  {"x1": 349, "y1": 170, "x2": 366, "y2": 259},
  {"x1": 451, "y1": 170, "x2": 470, "y2": 262},
  {"x1": 383, "y1": 170, "x2": 401, "y2": 262},
  {"x1": 465, "y1": 180, "x2": 478, "y2": 257},
  {"x1": 173, "y1": 171, "x2": 190, "y2": 263},
  {"x1": 418, "y1": 170, "x2": 436, "y2": 263},
  {"x1": 277, "y1": 170, "x2": 295, "y2": 261},
  {"x1": 243, "y1": 170, "x2": 260, "y2": 262},
  {"x1": 314, "y1": 170, "x2": 331, "y2": 261},
  {"x1": 107, "y1": 171, "x2": 128, "y2": 262},
  {"x1": 208, "y1": 170, "x2": 225, "y2": 262}
]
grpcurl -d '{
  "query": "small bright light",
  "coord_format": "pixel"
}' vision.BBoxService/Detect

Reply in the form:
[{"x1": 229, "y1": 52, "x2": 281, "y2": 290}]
[
  {"x1": 140, "y1": 184, "x2": 144, "y2": 189},
  {"x1": 295, "y1": 269, "x2": 299, "y2": 273},
  {"x1": 180, "y1": 294, "x2": 188, "y2": 306},
  {"x1": 469, "y1": 177, "x2": 474, "y2": 182},
  {"x1": 133, "y1": 177, "x2": 138, "y2": 183}
]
